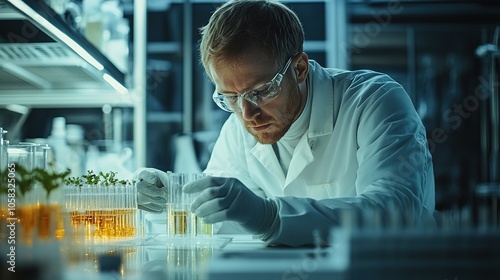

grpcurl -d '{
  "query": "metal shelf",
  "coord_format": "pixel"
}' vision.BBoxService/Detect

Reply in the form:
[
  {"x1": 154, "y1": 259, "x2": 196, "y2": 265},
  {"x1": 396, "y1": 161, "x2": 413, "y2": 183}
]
[
  {"x1": 0, "y1": 0, "x2": 147, "y2": 167},
  {"x1": 0, "y1": 88, "x2": 138, "y2": 108},
  {"x1": 0, "y1": 0, "x2": 129, "y2": 106}
]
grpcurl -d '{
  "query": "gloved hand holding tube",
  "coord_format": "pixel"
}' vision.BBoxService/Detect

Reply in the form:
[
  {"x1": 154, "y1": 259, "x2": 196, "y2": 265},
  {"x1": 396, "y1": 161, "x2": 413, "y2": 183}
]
[
  {"x1": 183, "y1": 176, "x2": 279, "y2": 237},
  {"x1": 132, "y1": 168, "x2": 170, "y2": 213}
]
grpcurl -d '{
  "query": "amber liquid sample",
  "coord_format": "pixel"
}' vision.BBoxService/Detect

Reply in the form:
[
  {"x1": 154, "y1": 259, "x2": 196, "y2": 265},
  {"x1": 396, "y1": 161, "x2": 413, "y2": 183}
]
[
  {"x1": 168, "y1": 209, "x2": 188, "y2": 235},
  {"x1": 193, "y1": 216, "x2": 213, "y2": 236},
  {"x1": 0, "y1": 206, "x2": 7, "y2": 241},
  {"x1": 69, "y1": 208, "x2": 136, "y2": 239},
  {"x1": 14, "y1": 204, "x2": 65, "y2": 243},
  {"x1": 17, "y1": 204, "x2": 37, "y2": 245},
  {"x1": 0, "y1": 207, "x2": 7, "y2": 220},
  {"x1": 38, "y1": 204, "x2": 64, "y2": 240}
]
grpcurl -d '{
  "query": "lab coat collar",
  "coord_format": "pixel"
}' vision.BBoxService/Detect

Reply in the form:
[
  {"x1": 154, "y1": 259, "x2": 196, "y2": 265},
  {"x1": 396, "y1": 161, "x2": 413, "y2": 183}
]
[
  {"x1": 250, "y1": 60, "x2": 336, "y2": 188},
  {"x1": 306, "y1": 60, "x2": 336, "y2": 139}
]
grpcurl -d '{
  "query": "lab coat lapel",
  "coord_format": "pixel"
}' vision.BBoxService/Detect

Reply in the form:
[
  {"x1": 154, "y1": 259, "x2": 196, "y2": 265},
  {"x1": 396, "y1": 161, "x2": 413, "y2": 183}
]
[
  {"x1": 284, "y1": 61, "x2": 336, "y2": 187},
  {"x1": 285, "y1": 135, "x2": 314, "y2": 186},
  {"x1": 307, "y1": 60, "x2": 336, "y2": 137},
  {"x1": 251, "y1": 143, "x2": 286, "y2": 185}
]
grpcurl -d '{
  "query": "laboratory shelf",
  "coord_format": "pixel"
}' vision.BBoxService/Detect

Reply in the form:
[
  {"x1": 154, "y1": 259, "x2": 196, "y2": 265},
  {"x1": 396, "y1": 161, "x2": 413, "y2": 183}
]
[
  {"x1": 0, "y1": 88, "x2": 139, "y2": 108},
  {"x1": 0, "y1": 0, "x2": 147, "y2": 167},
  {"x1": 0, "y1": 0, "x2": 127, "y2": 94}
]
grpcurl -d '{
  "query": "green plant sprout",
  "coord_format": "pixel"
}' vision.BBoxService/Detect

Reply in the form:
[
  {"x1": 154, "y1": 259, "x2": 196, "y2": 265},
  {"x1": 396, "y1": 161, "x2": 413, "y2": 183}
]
[
  {"x1": 15, "y1": 164, "x2": 37, "y2": 197},
  {"x1": 0, "y1": 163, "x2": 70, "y2": 199},
  {"x1": 65, "y1": 170, "x2": 133, "y2": 187},
  {"x1": 64, "y1": 175, "x2": 84, "y2": 187},
  {"x1": 34, "y1": 165, "x2": 71, "y2": 200},
  {"x1": 0, "y1": 167, "x2": 8, "y2": 194}
]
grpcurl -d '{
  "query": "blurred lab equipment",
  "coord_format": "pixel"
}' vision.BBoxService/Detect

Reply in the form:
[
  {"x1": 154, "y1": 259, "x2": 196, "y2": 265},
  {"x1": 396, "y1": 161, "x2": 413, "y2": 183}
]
[
  {"x1": 63, "y1": 0, "x2": 84, "y2": 33},
  {"x1": 85, "y1": 140, "x2": 134, "y2": 180},
  {"x1": 101, "y1": 3, "x2": 129, "y2": 73},
  {"x1": 66, "y1": 124, "x2": 86, "y2": 177},
  {"x1": 48, "y1": 117, "x2": 86, "y2": 177},
  {"x1": 173, "y1": 130, "x2": 220, "y2": 174},
  {"x1": 80, "y1": 0, "x2": 129, "y2": 72},
  {"x1": 474, "y1": 26, "x2": 500, "y2": 228},
  {"x1": 83, "y1": 0, "x2": 105, "y2": 49},
  {"x1": 48, "y1": 117, "x2": 71, "y2": 172},
  {"x1": 85, "y1": 105, "x2": 135, "y2": 179},
  {"x1": 0, "y1": 105, "x2": 30, "y2": 143}
]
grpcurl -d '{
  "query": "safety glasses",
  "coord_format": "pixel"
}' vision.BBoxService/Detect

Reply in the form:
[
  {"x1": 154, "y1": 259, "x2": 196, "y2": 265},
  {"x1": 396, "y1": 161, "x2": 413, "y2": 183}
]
[{"x1": 212, "y1": 57, "x2": 293, "y2": 113}]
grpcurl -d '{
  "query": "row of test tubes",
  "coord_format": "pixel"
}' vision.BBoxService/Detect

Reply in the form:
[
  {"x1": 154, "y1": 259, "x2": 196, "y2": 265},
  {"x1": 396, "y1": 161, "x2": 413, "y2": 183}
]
[
  {"x1": 65, "y1": 180, "x2": 138, "y2": 240},
  {"x1": 166, "y1": 173, "x2": 213, "y2": 238}
]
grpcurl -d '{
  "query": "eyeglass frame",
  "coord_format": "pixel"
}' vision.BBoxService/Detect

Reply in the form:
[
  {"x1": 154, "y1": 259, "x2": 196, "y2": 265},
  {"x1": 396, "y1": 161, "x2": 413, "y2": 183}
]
[{"x1": 212, "y1": 56, "x2": 294, "y2": 113}]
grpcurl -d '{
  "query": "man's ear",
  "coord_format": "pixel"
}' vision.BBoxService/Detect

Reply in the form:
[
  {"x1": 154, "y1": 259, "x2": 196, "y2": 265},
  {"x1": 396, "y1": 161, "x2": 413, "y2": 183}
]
[{"x1": 295, "y1": 52, "x2": 309, "y2": 84}]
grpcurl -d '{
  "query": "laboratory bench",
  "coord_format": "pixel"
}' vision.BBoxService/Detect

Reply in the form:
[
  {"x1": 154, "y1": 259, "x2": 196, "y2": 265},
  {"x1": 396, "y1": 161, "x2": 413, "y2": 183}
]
[
  {"x1": 3, "y1": 229, "x2": 500, "y2": 280},
  {"x1": 1, "y1": 233, "x2": 337, "y2": 280}
]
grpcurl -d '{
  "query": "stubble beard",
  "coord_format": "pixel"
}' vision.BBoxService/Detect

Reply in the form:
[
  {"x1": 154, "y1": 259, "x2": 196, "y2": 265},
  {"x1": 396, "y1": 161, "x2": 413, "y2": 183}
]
[{"x1": 245, "y1": 85, "x2": 303, "y2": 144}]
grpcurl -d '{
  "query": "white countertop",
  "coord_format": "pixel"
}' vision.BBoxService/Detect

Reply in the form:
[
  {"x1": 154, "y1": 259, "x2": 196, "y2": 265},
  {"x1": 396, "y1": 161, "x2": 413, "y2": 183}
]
[{"x1": 54, "y1": 234, "x2": 344, "y2": 280}]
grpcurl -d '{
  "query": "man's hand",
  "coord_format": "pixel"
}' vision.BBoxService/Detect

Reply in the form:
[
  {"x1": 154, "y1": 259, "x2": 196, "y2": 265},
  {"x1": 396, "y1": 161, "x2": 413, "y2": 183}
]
[
  {"x1": 132, "y1": 168, "x2": 170, "y2": 213},
  {"x1": 183, "y1": 176, "x2": 277, "y2": 235}
]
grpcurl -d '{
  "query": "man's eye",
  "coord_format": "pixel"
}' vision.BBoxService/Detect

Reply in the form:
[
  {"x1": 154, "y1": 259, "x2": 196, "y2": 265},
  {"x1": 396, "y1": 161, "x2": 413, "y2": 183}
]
[
  {"x1": 224, "y1": 95, "x2": 238, "y2": 104},
  {"x1": 249, "y1": 88, "x2": 269, "y2": 99}
]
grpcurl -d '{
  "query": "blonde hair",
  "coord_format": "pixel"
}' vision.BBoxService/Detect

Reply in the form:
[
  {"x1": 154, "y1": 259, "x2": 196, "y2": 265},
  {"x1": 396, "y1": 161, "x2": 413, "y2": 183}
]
[{"x1": 199, "y1": 0, "x2": 304, "y2": 80}]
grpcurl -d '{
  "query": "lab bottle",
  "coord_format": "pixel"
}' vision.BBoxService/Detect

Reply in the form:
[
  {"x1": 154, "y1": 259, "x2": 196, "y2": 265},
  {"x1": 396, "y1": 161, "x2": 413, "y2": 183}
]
[
  {"x1": 47, "y1": 117, "x2": 71, "y2": 173},
  {"x1": 83, "y1": 0, "x2": 104, "y2": 50}
]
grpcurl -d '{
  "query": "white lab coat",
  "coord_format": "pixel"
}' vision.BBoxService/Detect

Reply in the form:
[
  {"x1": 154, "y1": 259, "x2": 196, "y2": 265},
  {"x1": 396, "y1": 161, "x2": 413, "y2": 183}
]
[{"x1": 205, "y1": 60, "x2": 436, "y2": 246}]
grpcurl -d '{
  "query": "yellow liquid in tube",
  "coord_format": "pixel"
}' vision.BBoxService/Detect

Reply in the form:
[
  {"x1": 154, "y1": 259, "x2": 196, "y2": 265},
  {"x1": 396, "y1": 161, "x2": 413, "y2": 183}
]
[
  {"x1": 193, "y1": 215, "x2": 213, "y2": 236},
  {"x1": 169, "y1": 210, "x2": 188, "y2": 235},
  {"x1": 69, "y1": 209, "x2": 136, "y2": 238}
]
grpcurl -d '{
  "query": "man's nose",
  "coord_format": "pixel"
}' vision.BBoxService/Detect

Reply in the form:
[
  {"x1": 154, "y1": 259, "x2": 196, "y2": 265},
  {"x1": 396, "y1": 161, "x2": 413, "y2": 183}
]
[{"x1": 239, "y1": 98, "x2": 260, "y2": 120}]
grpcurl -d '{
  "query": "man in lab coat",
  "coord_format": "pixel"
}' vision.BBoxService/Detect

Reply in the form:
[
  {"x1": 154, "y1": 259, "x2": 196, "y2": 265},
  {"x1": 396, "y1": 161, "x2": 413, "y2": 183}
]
[{"x1": 134, "y1": 0, "x2": 436, "y2": 247}]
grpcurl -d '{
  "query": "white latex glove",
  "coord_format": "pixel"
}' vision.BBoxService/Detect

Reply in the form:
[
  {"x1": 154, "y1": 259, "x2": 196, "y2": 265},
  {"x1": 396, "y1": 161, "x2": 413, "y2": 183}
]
[
  {"x1": 183, "y1": 176, "x2": 278, "y2": 235},
  {"x1": 132, "y1": 168, "x2": 170, "y2": 213}
]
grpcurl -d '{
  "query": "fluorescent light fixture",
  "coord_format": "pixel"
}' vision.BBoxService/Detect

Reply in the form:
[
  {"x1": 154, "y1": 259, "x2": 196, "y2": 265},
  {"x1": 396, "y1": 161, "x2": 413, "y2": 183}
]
[
  {"x1": 8, "y1": 0, "x2": 104, "y2": 71},
  {"x1": 103, "y1": 73, "x2": 128, "y2": 95}
]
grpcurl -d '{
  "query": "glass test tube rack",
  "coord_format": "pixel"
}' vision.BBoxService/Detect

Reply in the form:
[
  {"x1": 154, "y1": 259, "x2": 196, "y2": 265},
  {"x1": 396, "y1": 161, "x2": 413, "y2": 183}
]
[
  {"x1": 167, "y1": 173, "x2": 213, "y2": 238},
  {"x1": 64, "y1": 176, "x2": 138, "y2": 240}
]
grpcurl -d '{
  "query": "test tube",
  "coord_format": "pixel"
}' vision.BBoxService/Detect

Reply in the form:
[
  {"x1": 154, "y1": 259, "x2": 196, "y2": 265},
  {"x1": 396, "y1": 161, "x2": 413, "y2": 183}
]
[
  {"x1": 167, "y1": 173, "x2": 190, "y2": 237},
  {"x1": 7, "y1": 142, "x2": 36, "y2": 171},
  {"x1": 189, "y1": 173, "x2": 213, "y2": 238},
  {"x1": 0, "y1": 129, "x2": 7, "y2": 243},
  {"x1": 0, "y1": 128, "x2": 7, "y2": 172},
  {"x1": 64, "y1": 174, "x2": 138, "y2": 240},
  {"x1": 34, "y1": 144, "x2": 50, "y2": 171}
]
